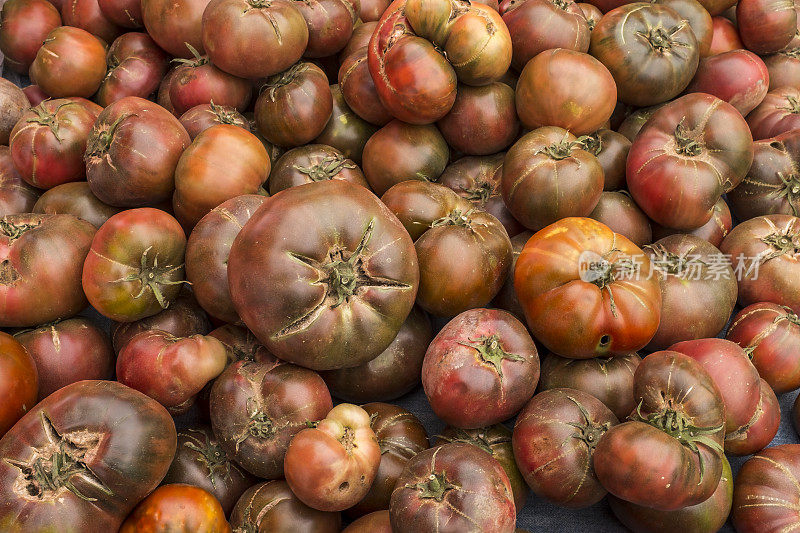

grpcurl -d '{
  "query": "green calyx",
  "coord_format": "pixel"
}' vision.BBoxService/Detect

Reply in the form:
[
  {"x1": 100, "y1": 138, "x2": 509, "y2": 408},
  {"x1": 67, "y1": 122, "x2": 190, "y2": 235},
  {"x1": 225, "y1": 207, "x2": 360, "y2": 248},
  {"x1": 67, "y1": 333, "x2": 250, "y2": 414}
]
[
  {"x1": 761, "y1": 229, "x2": 800, "y2": 261},
  {"x1": 565, "y1": 394, "x2": 609, "y2": 451},
  {"x1": 111, "y1": 246, "x2": 187, "y2": 309},
  {"x1": 637, "y1": 21, "x2": 688, "y2": 53},
  {"x1": 431, "y1": 208, "x2": 473, "y2": 228},
  {"x1": 209, "y1": 100, "x2": 241, "y2": 125},
  {"x1": 26, "y1": 103, "x2": 66, "y2": 140},
  {"x1": 458, "y1": 334, "x2": 525, "y2": 378},
  {"x1": 415, "y1": 471, "x2": 458, "y2": 501},
  {"x1": 261, "y1": 63, "x2": 307, "y2": 101},
  {"x1": 171, "y1": 43, "x2": 208, "y2": 67},
  {"x1": 463, "y1": 181, "x2": 493, "y2": 205},
  {"x1": 84, "y1": 113, "x2": 134, "y2": 160},
  {"x1": 782, "y1": 95, "x2": 800, "y2": 114},
  {"x1": 673, "y1": 120, "x2": 703, "y2": 156},
  {"x1": 183, "y1": 434, "x2": 231, "y2": 483},
  {"x1": 775, "y1": 172, "x2": 800, "y2": 216},
  {"x1": 294, "y1": 154, "x2": 357, "y2": 182},
  {"x1": 236, "y1": 408, "x2": 276, "y2": 451}
]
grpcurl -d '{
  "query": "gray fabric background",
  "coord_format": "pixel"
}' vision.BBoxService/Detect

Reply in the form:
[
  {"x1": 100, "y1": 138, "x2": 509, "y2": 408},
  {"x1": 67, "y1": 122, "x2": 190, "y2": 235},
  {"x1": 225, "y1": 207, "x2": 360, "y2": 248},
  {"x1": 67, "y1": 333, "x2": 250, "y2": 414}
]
[{"x1": 3, "y1": 51, "x2": 800, "y2": 532}]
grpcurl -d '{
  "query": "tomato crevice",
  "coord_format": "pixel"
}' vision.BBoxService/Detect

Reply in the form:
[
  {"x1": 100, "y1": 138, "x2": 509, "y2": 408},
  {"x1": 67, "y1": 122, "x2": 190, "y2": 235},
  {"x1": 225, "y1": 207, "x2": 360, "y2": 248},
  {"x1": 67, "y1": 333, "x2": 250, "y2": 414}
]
[
  {"x1": 413, "y1": 471, "x2": 458, "y2": 501},
  {"x1": 457, "y1": 334, "x2": 524, "y2": 379}
]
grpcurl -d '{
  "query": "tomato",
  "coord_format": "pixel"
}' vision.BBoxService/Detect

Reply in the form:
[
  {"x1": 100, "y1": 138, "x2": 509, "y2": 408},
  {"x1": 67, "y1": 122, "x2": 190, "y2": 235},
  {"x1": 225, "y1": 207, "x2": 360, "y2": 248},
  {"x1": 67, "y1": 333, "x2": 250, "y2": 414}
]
[
  {"x1": 437, "y1": 82, "x2": 519, "y2": 155},
  {"x1": 29, "y1": 26, "x2": 107, "y2": 98},
  {"x1": 284, "y1": 403, "x2": 380, "y2": 511},
  {"x1": 764, "y1": 49, "x2": 800, "y2": 91},
  {"x1": 141, "y1": 0, "x2": 210, "y2": 57},
  {"x1": 578, "y1": 2, "x2": 601, "y2": 27},
  {"x1": 389, "y1": 442, "x2": 516, "y2": 533},
  {"x1": 422, "y1": 308, "x2": 539, "y2": 428},
  {"x1": 359, "y1": 0, "x2": 389, "y2": 19},
  {"x1": 0, "y1": 81, "x2": 28, "y2": 147},
  {"x1": 168, "y1": 48, "x2": 253, "y2": 116},
  {"x1": 655, "y1": 0, "x2": 712, "y2": 57},
  {"x1": 0, "y1": 214, "x2": 96, "y2": 327},
  {"x1": 720, "y1": 214, "x2": 800, "y2": 313},
  {"x1": 268, "y1": 144, "x2": 367, "y2": 195},
  {"x1": 362, "y1": 120, "x2": 449, "y2": 196},
  {"x1": 321, "y1": 307, "x2": 431, "y2": 402},
  {"x1": 0, "y1": 0, "x2": 61, "y2": 74},
  {"x1": 492, "y1": 231, "x2": 532, "y2": 321},
  {"x1": 748, "y1": 88, "x2": 800, "y2": 141},
  {"x1": 513, "y1": 388, "x2": 617, "y2": 508},
  {"x1": 343, "y1": 510, "x2": 391, "y2": 532},
  {"x1": 732, "y1": 444, "x2": 800, "y2": 532},
  {"x1": 383, "y1": 181, "x2": 511, "y2": 316},
  {"x1": 0, "y1": 380, "x2": 177, "y2": 532},
  {"x1": 96, "y1": 32, "x2": 169, "y2": 107},
  {"x1": 589, "y1": 3, "x2": 699, "y2": 106},
  {"x1": 61, "y1": 0, "x2": 123, "y2": 43},
  {"x1": 33, "y1": 182, "x2": 121, "y2": 228},
  {"x1": 502, "y1": 127, "x2": 604, "y2": 231},
  {"x1": 708, "y1": 16, "x2": 743, "y2": 55},
  {"x1": 86, "y1": 97, "x2": 191, "y2": 208},
  {"x1": 293, "y1": 0, "x2": 358, "y2": 57},
  {"x1": 609, "y1": 455, "x2": 733, "y2": 533},
  {"x1": 644, "y1": 235, "x2": 737, "y2": 350},
  {"x1": 82, "y1": 208, "x2": 187, "y2": 322},
  {"x1": 729, "y1": 132, "x2": 800, "y2": 220},
  {"x1": 516, "y1": 49, "x2": 616, "y2": 135},
  {"x1": 314, "y1": 85, "x2": 378, "y2": 165},
  {"x1": 538, "y1": 352, "x2": 641, "y2": 420},
  {"x1": 685, "y1": 50, "x2": 769, "y2": 116},
  {"x1": 209, "y1": 350, "x2": 333, "y2": 478},
  {"x1": 186, "y1": 195, "x2": 267, "y2": 323},
  {"x1": 651, "y1": 197, "x2": 733, "y2": 248},
  {"x1": 14, "y1": 318, "x2": 113, "y2": 400},
  {"x1": 179, "y1": 103, "x2": 250, "y2": 140},
  {"x1": 725, "y1": 378, "x2": 781, "y2": 456},
  {"x1": 736, "y1": 0, "x2": 796, "y2": 54},
  {"x1": 348, "y1": 403, "x2": 429, "y2": 516},
  {"x1": 579, "y1": 129, "x2": 631, "y2": 192},
  {"x1": 229, "y1": 480, "x2": 341, "y2": 532},
  {"x1": 98, "y1": 0, "x2": 142, "y2": 26},
  {"x1": 120, "y1": 484, "x2": 230, "y2": 533},
  {"x1": 173, "y1": 125, "x2": 269, "y2": 228},
  {"x1": 0, "y1": 147, "x2": 40, "y2": 216},
  {"x1": 589, "y1": 191, "x2": 652, "y2": 247},
  {"x1": 9, "y1": 99, "x2": 99, "y2": 190},
  {"x1": 339, "y1": 47, "x2": 393, "y2": 126},
  {"x1": 437, "y1": 424, "x2": 528, "y2": 511},
  {"x1": 499, "y1": 0, "x2": 590, "y2": 71},
  {"x1": 515, "y1": 217, "x2": 661, "y2": 358},
  {"x1": 627, "y1": 93, "x2": 754, "y2": 229},
  {"x1": 0, "y1": 332, "x2": 37, "y2": 437},
  {"x1": 593, "y1": 351, "x2": 725, "y2": 510},
  {"x1": 727, "y1": 302, "x2": 800, "y2": 393},
  {"x1": 617, "y1": 103, "x2": 665, "y2": 142},
  {"x1": 254, "y1": 62, "x2": 333, "y2": 148},
  {"x1": 228, "y1": 180, "x2": 419, "y2": 370}
]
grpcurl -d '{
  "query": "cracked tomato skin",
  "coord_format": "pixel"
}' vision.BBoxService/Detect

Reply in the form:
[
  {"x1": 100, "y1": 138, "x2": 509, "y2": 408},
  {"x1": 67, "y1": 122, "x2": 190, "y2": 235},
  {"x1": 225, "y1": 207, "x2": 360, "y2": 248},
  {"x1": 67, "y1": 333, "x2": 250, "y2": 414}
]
[
  {"x1": 422, "y1": 308, "x2": 539, "y2": 429},
  {"x1": 0, "y1": 213, "x2": 96, "y2": 327},
  {"x1": 514, "y1": 217, "x2": 661, "y2": 359},
  {"x1": 593, "y1": 351, "x2": 726, "y2": 511},
  {"x1": 512, "y1": 388, "x2": 618, "y2": 508},
  {"x1": 0, "y1": 380, "x2": 177, "y2": 533},
  {"x1": 209, "y1": 349, "x2": 333, "y2": 479},
  {"x1": 284, "y1": 403, "x2": 381, "y2": 512},
  {"x1": 82, "y1": 208, "x2": 187, "y2": 322},
  {"x1": 119, "y1": 484, "x2": 230, "y2": 533},
  {"x1": 0, "y1": 332, "x2": 37, "y2": 437},
  {"x1": 228, "y1": 179, "x2": 419, "y2": 371},
  {"x1": 389, "y1": 442, "x2": 516, "y2": 533}
]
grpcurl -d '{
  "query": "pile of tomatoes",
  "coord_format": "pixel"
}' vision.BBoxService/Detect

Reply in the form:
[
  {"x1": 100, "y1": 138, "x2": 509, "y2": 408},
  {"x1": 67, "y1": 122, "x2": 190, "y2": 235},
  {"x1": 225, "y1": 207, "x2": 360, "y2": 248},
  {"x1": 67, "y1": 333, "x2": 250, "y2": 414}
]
[{"x1": 1, "y1": 0, "x2": 800, "y2": 529}]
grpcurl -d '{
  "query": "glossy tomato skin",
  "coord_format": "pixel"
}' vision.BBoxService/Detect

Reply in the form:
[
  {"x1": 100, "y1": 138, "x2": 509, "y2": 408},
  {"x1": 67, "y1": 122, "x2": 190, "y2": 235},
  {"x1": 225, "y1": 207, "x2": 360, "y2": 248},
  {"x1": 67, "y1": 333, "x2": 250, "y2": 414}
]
[
  {"x1": 348, "y1": 403, "x2": 429, "y2": 516},
  {"x1": 268, "y1": 144, "x2": 367, "y2": 195},
  {"x1": 119, "y1": 484, "x2": 230, "y2": 533},
  {"x1": 437, "y1": 82, "x2": 519, "y2": 155},
  {"x1": 515, "y1": 49, "x2": 616, "y2": 135},
  {"x1": 179, "y1": 103, "x2": 250, "y2": 140},
  {"x1": 685, "y1": 50, "x2": 769, "y2": 116},
  {"x1": 322, "y1": 307, "x2": 432, "y2": 402},
  {"x1": 437, "y1": 424, "x2": 528, "y2": 511},
  {"x1": 344, "y1": 510, "x2": 391, "y2": 532},
  {"x1": 141, "y1": 0, "x2": 210, "y2": 57},
  {"x1": 732, "y1": 444, "x2": 800, "y2": 532},
  {"x1": 117, "y1": 330, "x2": 228, "y2": 414},
  {"x1": 627, "y1": 93, "x2": 754, "y2": 229},
  {"x1": 0, "y1": 0, "x2": 61, "y2": 74},
  {"x1": 764, "y1": 49, "x2": 800, "y2": 91},
  {"x1": 502, "y1": 127, "x2": 604, "y2": 231},
  {"x1": 656, "y1": 0, "x2": 713, "y2": 56},
  {"x1": 538, "y1": 352, "x2": 641, "y2": 420},
  {"x1": 96, "y1": 32, "x2": 169, "y2": 107},
  {"x1": 209, "y1": 351, "x2": 333, "y2": 479},
  {"x1": 736, "y1": 0, "x2": 796, "y2": 54},
  {"x1": 0, "y1": 83, "x2": 28, "y2": 149},
  {"x1": 513, "y1": 388, "x2": 618, "y2": 508},
  {"x1": 0, "y1": 380, "x2": 177, "y2": 532},
  {"x1": 314, "y1": 85, "x2": 378, "y2": 165},
  {"x1": 389, "y1": 442, "x2": 516, "y2": 533},
  {"x1": 0, "y1": 332, "x2": 37, "y2": 437},
  {"x1": 644, "y1": 235, "x2": 737, "y2": 350},
  {"x1": 162, "y1": 427, "x2": 255, "y2": 515},
  {"x1": 720, "y1": 214, "x2": 800, "y2": 313},
  {"x1": 590, "y1": 3, "x2": 699, "y2": 106},
  {"x1": 727, "y1": 302, "x2": 800, "y2": 393},
  {"x1": 60, "y1": 0, "x2": 123, "y2": 43},
  {"x1": 593, "y1": 351, "x2": 726, "y2": 511},
  {"x1": 708, "y1": 16, "x2": 742, "y2": 55},
  {"x1": 29, "y1": 26, "x2": 107, "y2": 98},
  {"x1": 9, "y1": 99, "x2": 99, "y2": 190},
  {"x1": 339, "y1": 47, "x2": 393, "y2": 126},
  {"x1": 0, "y1": 214, "x2": 95, "y2": 327},
  {"x1": 98, "y1": 0, "x2": 143, "y2": 26},
  {"x1": 725, "y1": 378, "x2": 781, "y2": 456},
  {"x1": 82, "y1": 208, "x2": 187, "y2": 322},
  {"x1": 86, "y1": 97, "x2": 191, "y2": 208},
  {"x1": 580, "y1": 129, "x2": 631, "y2": 192},
  {"x1": 500, "y1": 0, "x2": 590, "y2": 71},
  {"x1": 14, "y1": 318, "x2": 113, "y2": 400},
  {"x1": 33, "y1": 182, "x2": 121, "y2": 228},
  {"x1": 168, "y1": 54, "x2": 253, "y2": 116},
  {"x1": 493, "y1": 231, "x2": 533, "y2": 320},
  {"x1": 0, "y1": 147, "x2": 39, "y2": 216},
  {"x1": 422, "y1": 308, "x2": 539, "y2": 428},
  {"x1": 651, "y1": 197, "x2": 733, "y2": 248},
  {"x1": 589, "y1": 191, "x2": 652, "y2": 247},
  {"x1": 515, "y1": 217, "x2": 661, "y2": 358},
  {"x1": 609, "y1": 455, "x2": 733, "y2": 533},
  {"x1": 186, "y1": 194, "x2": 267, "y2": 323},
  {"x1": 748, "y1": 87, "x2": 800, "y2": 140},
  {"x1": 228, "y1": 180, "x2": 419, "y2": 370},
  {"x1": 284, "y1": 403, "x2": 381, "y2": 512},
  {"x1": 229, "y1": 480, "x2": 341, "y2": 532},
  {"x1": 293, "y1": 0, "x2": 358, "y2": 57}
]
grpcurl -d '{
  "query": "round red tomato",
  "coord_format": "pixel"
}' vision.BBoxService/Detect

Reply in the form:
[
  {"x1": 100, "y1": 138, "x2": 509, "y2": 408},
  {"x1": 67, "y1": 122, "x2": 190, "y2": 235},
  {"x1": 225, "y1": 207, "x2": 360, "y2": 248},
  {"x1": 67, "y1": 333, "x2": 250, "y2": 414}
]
[
  {"x1": 0, "y1": 332, "x2": 37, "y2": 437},
  {"x1": 60, "y1": 0, "x2": 123, "y2": 44},
  {"x1": 33, "y1": 182, "x2": 121, "y2": 228},
  {"x1": 589, "y1": 191, "x2": 652, "y2": 247},
  {"x1": 268, "y1": 144, "x2": 367, "y2": 195},
  {"x1": 685, "y1": 49, "x2": 769, "y2": 116},
  {"x1": 0, "y1": 0, "x2": 61, "y2": 74},
  {"x1": 141, "y1": 0, "x2": 210, "y2": 57},
  {"x1": 748, "y1": 87, "x2": 800, "y2": 140},
  {"x1": 0, "y1": 147, "x2": 40, "y2": 216},
  {"x1": 29, "y1": 26, "x2": 107, "y2": 98},
  {"x1": 708, "y1": 16, "x2": 743, "y2": 55},
  {"x1": 96, "y1": 32, "x2": 169, "y2": 107},
  {"x1": 579, "y1": 129, "x2": 631, "y2": 192},
  {"x1": 736, "y1": 0, "x2": 796, "y2": 54},
  {"x1": 179, "y1": 102, "x2": 250, "y2": 139},
  {"x1": 119, "y1": 484, "x2": 230, "y2": 533}
]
